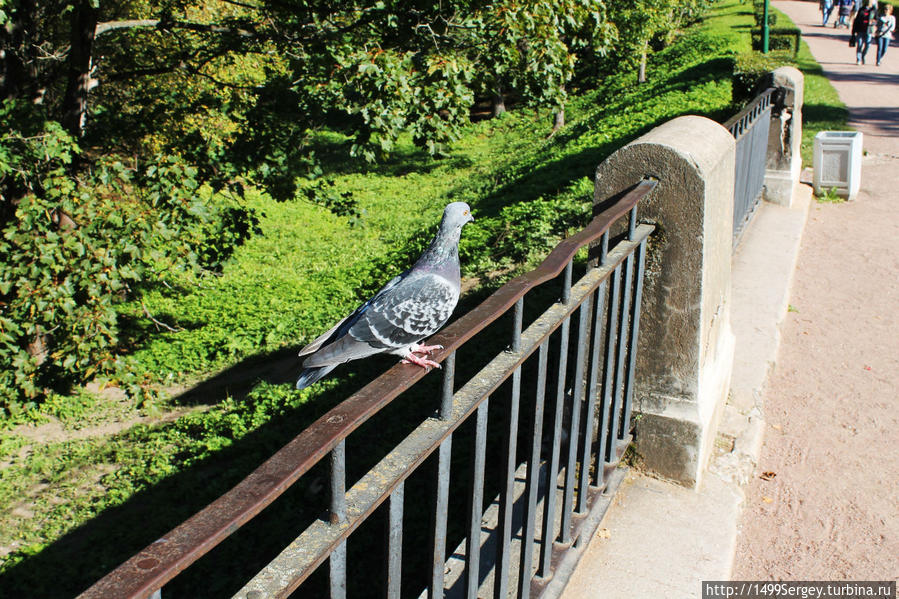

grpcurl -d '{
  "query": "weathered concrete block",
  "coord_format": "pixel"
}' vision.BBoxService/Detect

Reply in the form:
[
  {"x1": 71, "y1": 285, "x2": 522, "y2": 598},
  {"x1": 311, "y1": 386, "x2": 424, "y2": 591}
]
[
  {"x1": 764, "y1": 66, "x2": 804, "y2": 207},
  {"x1": 594, "y1": 115, "x2": 736, "y2": 487}
]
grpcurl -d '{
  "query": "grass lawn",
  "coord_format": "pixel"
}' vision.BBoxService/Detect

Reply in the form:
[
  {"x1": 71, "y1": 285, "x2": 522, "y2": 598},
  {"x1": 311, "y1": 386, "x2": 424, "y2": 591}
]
[{"x1": 0, "y1": 1, "x2": 848, "y2": 595}]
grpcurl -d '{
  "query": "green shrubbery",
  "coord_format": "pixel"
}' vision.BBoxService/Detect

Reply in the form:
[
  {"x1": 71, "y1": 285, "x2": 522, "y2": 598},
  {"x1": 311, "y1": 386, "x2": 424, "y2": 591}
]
[
  {"x1": 0, "y1": 104, "x2": 258, "y2": 414},
  {"x1": 2, "y1": 1, "x2": 806, "y2": 592},
  {"x1": 732, "y1": 50, "x2": 798, "y2": 101}
]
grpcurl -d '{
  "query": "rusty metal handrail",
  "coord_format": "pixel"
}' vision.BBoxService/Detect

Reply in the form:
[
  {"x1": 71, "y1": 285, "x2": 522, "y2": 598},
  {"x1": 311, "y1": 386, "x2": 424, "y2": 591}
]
[{"x1": 80, "y1": 178, "x2": 658, "y2": 599}]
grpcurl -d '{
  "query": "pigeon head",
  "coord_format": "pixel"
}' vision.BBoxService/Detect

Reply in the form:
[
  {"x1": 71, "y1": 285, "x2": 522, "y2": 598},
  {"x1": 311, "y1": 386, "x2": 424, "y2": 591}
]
[
  {"x1": 417, "y1": 202, "x2": 474, "y2": 267},
  {"x1": 440, "y1": 202, "x2": 475, "y2": 234}
]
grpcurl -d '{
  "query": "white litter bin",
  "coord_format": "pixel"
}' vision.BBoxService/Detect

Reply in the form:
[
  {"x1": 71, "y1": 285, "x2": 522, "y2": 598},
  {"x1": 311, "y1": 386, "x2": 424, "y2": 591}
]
[{"x1": 813, "y1": 131, "x2": 863, "y2": 200}]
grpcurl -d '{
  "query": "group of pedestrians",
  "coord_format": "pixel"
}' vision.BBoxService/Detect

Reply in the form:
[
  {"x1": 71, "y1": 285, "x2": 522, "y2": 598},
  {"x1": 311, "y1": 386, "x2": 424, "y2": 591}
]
[
  {"x1": 822, "y1": 0, "x2": 895, "y2": 65},
  {"x1": 821, "y1": 0, "x2": 856, "y2": 26}
]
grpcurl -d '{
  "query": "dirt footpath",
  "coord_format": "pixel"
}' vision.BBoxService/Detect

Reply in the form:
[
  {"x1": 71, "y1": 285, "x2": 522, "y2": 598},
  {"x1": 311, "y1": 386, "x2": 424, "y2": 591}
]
[{"x1": 732, "y1": 1, "x2": 899, "y2": 580}]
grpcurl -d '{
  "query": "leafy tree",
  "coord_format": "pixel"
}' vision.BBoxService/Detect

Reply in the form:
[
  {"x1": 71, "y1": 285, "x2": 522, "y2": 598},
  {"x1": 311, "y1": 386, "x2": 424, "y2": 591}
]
[
  {"x1": 0, "y1": 102, "x2": 258, "y2": 412},
  {"x1": 463, "y1": 0, "x2": 614, "y2": 128},
  {"x1": 0, "y1": 0, "x2": 708, "y2": 411},
  {"x1": 605, "y1": 0, "x2": 710, "y2": 84}
]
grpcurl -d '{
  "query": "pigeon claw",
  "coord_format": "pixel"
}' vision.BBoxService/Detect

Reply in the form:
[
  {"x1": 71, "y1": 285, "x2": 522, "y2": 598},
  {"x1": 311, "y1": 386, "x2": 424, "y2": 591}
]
[
  {"x1": 411, "y1": 343, "x2": 444, "y2": 355},
  {"x1": 402, "y1": 352, "x2": 442, "y2": 371}
]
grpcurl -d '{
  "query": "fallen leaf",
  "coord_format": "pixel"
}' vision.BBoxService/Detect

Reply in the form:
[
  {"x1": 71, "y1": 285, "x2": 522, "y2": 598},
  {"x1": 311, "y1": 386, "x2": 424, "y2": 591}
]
[
  {"x1": 864, "y1": 365, "x2": 872, "y2": 371},
  {"x1": 762, "y1": 496, "x2": 774, "y2": 503},
  {"x1": 771, "y1": 424, "x2": 782, "y2": 431},
  {"x1": 596, "y1": 528, "x2": 611, "y2": 539},
  {"x1": 760, "y1": 471, "x2": 777, "y2": 481}
]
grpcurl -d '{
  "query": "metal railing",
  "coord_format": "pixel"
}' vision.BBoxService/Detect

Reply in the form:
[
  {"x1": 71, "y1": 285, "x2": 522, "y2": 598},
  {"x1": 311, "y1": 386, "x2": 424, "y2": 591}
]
[
  {"x1": 80, "y1": 180, "x2": 657, "y2": 599},
  {"x1": 725, "y1": 87, "x2": 778, "y2": 246}
]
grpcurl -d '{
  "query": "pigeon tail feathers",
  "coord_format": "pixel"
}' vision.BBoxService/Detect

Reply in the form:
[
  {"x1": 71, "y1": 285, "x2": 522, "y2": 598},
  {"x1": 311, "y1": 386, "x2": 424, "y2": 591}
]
[{"x1": 296, "y1": 364, "x2": 338, "y2": 390}]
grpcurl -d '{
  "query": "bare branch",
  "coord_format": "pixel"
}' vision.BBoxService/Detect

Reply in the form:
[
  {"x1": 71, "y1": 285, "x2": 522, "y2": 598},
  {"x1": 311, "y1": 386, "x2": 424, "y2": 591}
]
[
  {"x1": 95, "y1": 19, "x2": 257, "y2": 39},
  {"x1": 140, "y1": 300, "x2": 183, "y2": 333},
  {"x1": 95, "y1": 20, "x2": 160, "y2": 36}
]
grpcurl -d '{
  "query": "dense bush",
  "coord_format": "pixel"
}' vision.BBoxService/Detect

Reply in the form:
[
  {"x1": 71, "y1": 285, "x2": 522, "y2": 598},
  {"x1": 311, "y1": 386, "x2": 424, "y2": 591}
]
[
  {"x1": 732, "y1": 50, "x2": 797, "y2": 102},
  {"x1": 0, "y1": 103, "x2": 258, "y2": 414},
  {"x1": 751, "y1": 26, "x2": 802, "y2": 55}
]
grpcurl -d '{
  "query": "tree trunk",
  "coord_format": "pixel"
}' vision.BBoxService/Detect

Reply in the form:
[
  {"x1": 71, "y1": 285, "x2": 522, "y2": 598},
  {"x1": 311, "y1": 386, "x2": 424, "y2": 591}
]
[
  {"x1": 61, "y1": 0, "x2": 98, "y2": 137},
  {"x1": 638, "y1": 44, "x2": 648, "y2": 84},
  {"x1": 492, "y1": 83, "x2": 506, "y2": 117},
  {"x1": 551, "y1": 84, "x2": 566, "y2": 133},
  {"x1": 552, "y1": 105, "x2": 565, "y2": 133}
]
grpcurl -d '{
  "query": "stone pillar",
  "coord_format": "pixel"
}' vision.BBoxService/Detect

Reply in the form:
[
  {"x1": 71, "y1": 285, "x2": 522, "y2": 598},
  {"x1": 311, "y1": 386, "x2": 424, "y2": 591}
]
[
  {"x1": 763, "y1": 66, "x2": 804, "y2": 207},
  {"x1": 594, "y1": 116, "x2": 736, "y2": 487}
]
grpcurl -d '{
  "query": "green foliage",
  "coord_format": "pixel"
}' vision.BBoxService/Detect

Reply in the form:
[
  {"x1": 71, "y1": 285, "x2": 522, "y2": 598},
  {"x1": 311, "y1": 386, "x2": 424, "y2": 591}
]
[
  {"x1": 751, "y1": 26, "x2": 802, "y2": 55},
  {"x1": 0, "y1": 4, "x2": 768, "y2": 593},
  {"x1": 752, "y1": 0, "x2": 778, "y2": 27},
  {"x1": 467, "y1": 0, "x2": 616, "y2": 111},
  {"x1": 0, "y1": 102, "x2": 259, "y2": 414},
  {"x1": 732, "y1": 50, "x2": 797, "y2": 102},
  {"x1": 601, "y1": 0, "x2": 712, "y2": 79},
  {"x1": 328, "y1": 49, "x2": 476, "y2": 161},
  {"x1": 815, "y1": 186, "x2": 846, "y2": 203}
]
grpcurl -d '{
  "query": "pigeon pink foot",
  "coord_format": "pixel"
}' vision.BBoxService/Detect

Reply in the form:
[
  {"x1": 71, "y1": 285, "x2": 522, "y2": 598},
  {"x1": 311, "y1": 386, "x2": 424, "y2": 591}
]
[
  {"x1": 411, "y1": 343, "x2": 444, "y2": 355},
  {"x1": 402, "y1": 351, "x2": 442, "y2": 370}
]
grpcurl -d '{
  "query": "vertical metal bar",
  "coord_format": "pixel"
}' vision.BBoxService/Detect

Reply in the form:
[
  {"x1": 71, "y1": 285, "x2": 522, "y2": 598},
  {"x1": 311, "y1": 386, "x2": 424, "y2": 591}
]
[
  {"x1": 628, "y1": 206, "x2": 637, "y2": 240},
  {"x1": 611, "y1": 253, "x2": 635, "y2": 454},
  {"x1": 598, "y1": 267, "x2": 622, "y2": 471},
  {"x1": 331, "y1": 543, "x2": 347, "y2": 599},
  {"x1": 518, "y1": 341, "x2": 549, "y2": 599},
  {"x1": 538, "y1": 315, "x2": 570, "y2": 577},
  {"x1": 430, "y1": 437, "x2": 453, "y2": 599},
  {"x1": 466, "y1": 399, "x2": 489, "y2": 599},
  {"x1": 386, "y1": 482, "x2": 405, "y2": 599},
  {"x1": 330, "y1": 441, "x2": 347, "y2": 599},
  {"x1": 562, "y1": 260, "x2": 573, "y2": 304},
  {"x1": 441, "y1": 351, "x2": 456, "y2": 420},
  {"x1": 513, "y1": 297, "x2": 524, "y2": 353},
  {"x1": 494, "y1": 367, "x2": 521, "y2": 599},
  {"x1": 560, "y1": 296, "x2": 591, "y2": 544},
  {"x1": 577, "y1": 283, "x2": 606, "y2": 512},
  {"x1": 330, "y1": 440, "x2": 347, "y2": 524},
  {"x1": 600, "y1": 231, "x2": 609, "y2": 266},
  {"x1": 622, "y1": 239, "x2": 648, "y2": 440}
]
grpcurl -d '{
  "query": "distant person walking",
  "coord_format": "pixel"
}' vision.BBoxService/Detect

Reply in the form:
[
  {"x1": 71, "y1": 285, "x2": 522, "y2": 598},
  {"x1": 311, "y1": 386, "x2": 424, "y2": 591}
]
[
  {"x1": 874, "y1": 4, "x2": 895, "y2": 65},
  {"x1": 821, "y1": 0, "x2": 835, "y2": 25},
  {"x1": 852, "y1": 0, "x2": 876, "y2": 63},
  {"x1": 836, "y1": 0, "x2": 855, "y2": 27}
]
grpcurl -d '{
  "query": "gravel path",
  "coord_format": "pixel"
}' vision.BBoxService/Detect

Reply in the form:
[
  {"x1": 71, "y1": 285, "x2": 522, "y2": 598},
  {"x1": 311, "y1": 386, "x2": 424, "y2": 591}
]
[{"x1": 732, "y1": 1, "x2": 899, "y2": 580}]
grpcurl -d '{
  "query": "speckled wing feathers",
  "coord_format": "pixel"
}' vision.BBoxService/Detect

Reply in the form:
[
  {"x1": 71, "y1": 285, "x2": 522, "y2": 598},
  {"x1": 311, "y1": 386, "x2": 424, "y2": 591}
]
[
  {"x1": 301, "y1": 273, "x2": 458, "y2": 368},
  {"x1": 362, "y1": 274, "x2": 456, "y2": 344}
]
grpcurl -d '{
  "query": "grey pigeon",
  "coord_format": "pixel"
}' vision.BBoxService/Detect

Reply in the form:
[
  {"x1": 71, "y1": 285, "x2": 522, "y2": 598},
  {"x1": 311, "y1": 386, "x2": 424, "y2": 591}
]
[{"x1": 295, "y1": 202, "x2": 474, "y2": 389}]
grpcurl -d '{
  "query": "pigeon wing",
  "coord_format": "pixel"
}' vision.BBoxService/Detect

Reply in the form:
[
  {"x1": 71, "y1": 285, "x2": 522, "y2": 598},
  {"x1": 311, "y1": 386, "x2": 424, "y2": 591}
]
[
  {"x1": 361, "y1": 273, "x2": 459, "y2": 346},
  {"x1": 298, "y1": 272, "x2": 406, "y2": 360},
  {"x1": 302, "y1": 273, "x2": 457, "y2": 367}
]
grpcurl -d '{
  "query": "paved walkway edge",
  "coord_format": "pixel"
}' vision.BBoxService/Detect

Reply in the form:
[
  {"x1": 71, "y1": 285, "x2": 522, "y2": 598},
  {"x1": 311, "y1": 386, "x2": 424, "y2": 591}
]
[{"x1": 560, "y1": 188, "x2": 812, "y2": 599}]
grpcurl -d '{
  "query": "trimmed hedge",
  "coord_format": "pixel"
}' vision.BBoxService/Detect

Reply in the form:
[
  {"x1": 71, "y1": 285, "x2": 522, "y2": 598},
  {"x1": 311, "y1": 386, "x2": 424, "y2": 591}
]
[
  {"x1": 732, "y1": 50, "x2": 798, "y2": 102},
  {"x1": 751, "y1": 26, "x2": 802, "y2": 56}
]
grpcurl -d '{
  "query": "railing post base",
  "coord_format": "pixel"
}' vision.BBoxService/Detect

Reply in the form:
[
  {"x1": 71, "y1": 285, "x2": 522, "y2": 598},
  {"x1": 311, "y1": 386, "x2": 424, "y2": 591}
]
[
  {"x1": 593, "y1": 115, "x2": 736, "y2": 488},
  {"x1": 764, "y1": 66, "x2": 805, "y2": 207}
]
